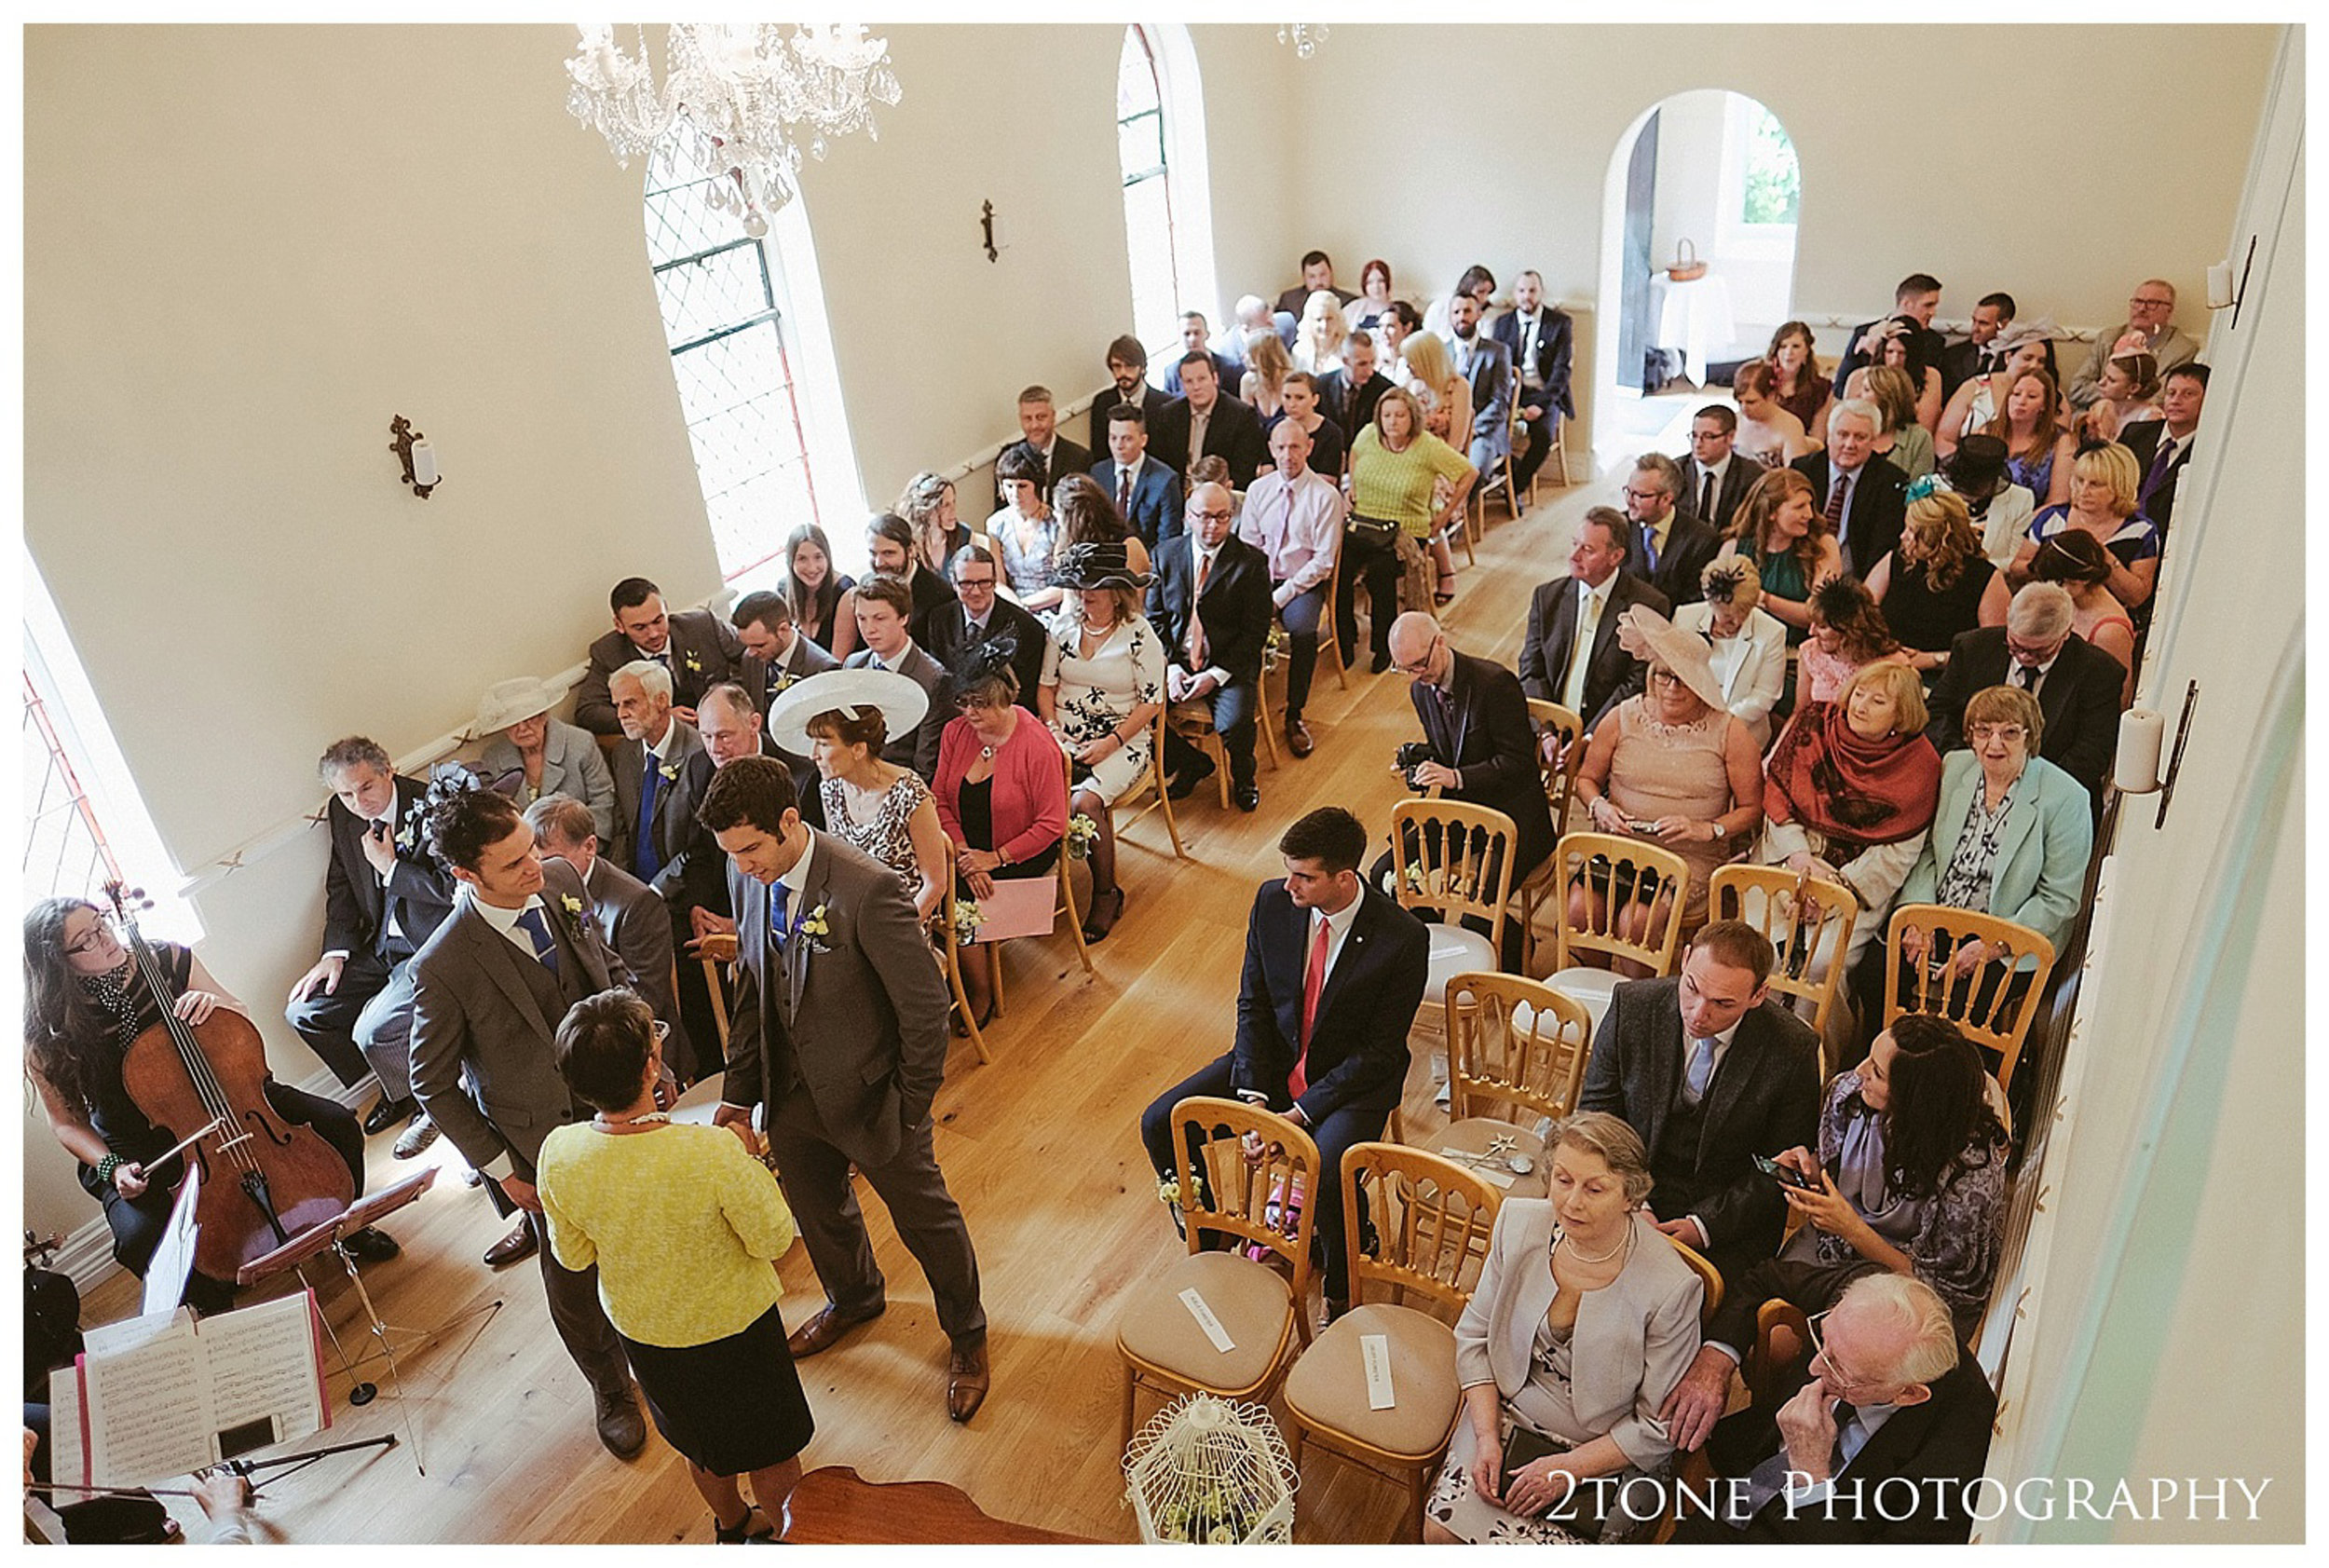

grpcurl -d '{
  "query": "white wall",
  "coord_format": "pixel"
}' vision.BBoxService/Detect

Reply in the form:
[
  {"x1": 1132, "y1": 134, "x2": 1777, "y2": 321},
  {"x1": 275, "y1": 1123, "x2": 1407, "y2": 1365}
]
[{"x1": 1978, "y1": 26, "x2": 2303, "y2": 1542}]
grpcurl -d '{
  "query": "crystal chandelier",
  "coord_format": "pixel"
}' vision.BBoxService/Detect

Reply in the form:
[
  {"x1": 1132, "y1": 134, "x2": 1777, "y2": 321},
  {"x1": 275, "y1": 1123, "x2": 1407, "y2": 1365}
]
[
  {"x1": 565, "y1": 23, "x2": 901, "y2": 238},
  {"x1": 1277, "y1": 24, "x2": 1328, "y2": 59}
]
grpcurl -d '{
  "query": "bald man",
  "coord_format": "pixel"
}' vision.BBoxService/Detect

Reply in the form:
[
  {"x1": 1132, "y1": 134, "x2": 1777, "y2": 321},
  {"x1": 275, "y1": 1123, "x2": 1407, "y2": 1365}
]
[{"x1": 1147, "y1": 482, "x2": 1275, "y2": 811}]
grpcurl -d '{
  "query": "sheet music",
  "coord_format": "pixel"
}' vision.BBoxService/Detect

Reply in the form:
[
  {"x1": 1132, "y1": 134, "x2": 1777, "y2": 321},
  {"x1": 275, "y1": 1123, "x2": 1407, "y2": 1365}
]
[
  {"x1": 200, "y1": 1292, "x2": 325, "y2": 1443},
  {"x1": 73, "y1": 1290, "x2": 325, "y2": 1485},
  {"x1": 83, "y1": 1318, "x2": 207, "y2": 1483},
  {"x1": 48, "y1": 1364, "x2": 86, "y2": 1488}
]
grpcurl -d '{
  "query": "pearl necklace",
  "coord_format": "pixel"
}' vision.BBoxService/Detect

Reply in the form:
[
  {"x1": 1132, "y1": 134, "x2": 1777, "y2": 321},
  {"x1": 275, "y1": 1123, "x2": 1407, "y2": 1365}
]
[
  {"x1": 1554, "y1": 1224, "x2": 1631, "y2": 1265},
  {"x1": 592, "y1": 1111, "x2": 670, "y2": 1132}
]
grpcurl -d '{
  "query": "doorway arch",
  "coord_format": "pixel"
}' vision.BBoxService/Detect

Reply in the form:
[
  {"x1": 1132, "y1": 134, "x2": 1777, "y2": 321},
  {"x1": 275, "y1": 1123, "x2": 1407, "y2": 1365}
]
[{"x1": 1590, "y1": 91, "x2": 1801, "y2": 469}]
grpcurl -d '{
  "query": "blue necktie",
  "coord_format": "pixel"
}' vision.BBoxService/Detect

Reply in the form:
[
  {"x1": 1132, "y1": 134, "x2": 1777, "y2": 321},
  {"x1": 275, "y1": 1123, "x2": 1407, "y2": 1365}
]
[
  {"x1": 1683, "y1": 1036, "x2": 1716, "y2": 1104},
  {"x1": 635, "y1": 757, "x2": 663, "y2": 882},
  {"x1": 770, "y1": 883, "x2": 793, "y2": 952},
  {"x1": 514, "y1": 906, "x2": 560, "y2": 976}
]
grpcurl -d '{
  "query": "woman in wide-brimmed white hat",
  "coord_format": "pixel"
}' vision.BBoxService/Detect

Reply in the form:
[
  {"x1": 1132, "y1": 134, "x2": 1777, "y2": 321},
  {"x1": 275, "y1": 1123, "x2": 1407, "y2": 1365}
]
[
  {"x1": 1569, "y1": 607, "x2": 1765, "y2": 962},
  {"x1": 475, "y1": 675, "x2": 616, "y2": 842},
  {"x1": 767, "y1": 669, "x2": 948, "y2": 925}
]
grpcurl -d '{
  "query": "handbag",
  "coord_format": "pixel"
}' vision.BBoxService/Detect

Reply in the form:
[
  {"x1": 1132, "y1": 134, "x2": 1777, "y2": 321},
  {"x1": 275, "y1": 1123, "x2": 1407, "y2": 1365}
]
[{"x1": 1346, "y1": 511, "x2": 1399, "y2": 550}]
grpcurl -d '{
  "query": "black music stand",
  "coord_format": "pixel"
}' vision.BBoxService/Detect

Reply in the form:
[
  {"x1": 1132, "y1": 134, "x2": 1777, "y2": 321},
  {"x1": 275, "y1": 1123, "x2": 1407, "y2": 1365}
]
[{"x1": 237, "y1": 1166, "x2": 501, "y2": 1474}]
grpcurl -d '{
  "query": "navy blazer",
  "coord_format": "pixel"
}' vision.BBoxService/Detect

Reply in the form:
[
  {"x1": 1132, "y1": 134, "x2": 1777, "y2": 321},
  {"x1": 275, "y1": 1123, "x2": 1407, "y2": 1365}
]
[
  {"x1": 1490, "y1": 307, "x2": 1576, "y2": 419},
  {"x1": 1087, "y1": 384, "x2": 1172, "y2": 455},
  {"x1": 320, "y1": 774, "x2": 456, "y2": 963},
  {"x1": 922, "y1": 595, "x2": 1048, "y2": 716},
  {"x1": 1230, "y1": 880, "x2": 1430, "y2": 1122},
  {"x1": 1163, "y1": 350, "x2": 1241, "y2": 398},
  {"x1": 1622, "y1": 508, "x2": 1725, "y2": 608},
  {"x1": 1318, "y1": 369, "x2": 1391, "y2": 452},
  {"x1": 1090, "y1": 453, "x2": 1186, "y2": 548},
  {"x1": 1151, "y1": 391, "x2": 1270, "y2": 484},
  {"x1": 1147, "y1": 534, "x2": 1274, "y2": 686}
]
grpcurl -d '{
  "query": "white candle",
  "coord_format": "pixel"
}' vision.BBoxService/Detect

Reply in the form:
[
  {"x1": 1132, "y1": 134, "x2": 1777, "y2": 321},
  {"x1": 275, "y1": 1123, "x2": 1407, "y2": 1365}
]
[
  {"x1": 411, "y1": 440, "x2": 439, "y2": 488},
  {"x1": 2115, "y1": 707, "x2": 2165, "y2": 794}
]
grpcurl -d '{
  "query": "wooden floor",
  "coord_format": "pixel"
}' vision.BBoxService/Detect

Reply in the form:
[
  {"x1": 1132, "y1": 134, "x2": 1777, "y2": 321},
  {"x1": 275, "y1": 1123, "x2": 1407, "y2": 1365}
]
[{"x1": 83, "y1": 465, "x2": 1629, "y2": 1546}]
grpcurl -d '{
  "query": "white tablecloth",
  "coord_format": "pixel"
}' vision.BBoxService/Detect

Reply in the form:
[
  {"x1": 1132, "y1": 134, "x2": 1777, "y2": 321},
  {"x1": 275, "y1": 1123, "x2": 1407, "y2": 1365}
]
[{"x1": 1651, "y1": 272, "x2": 1737, "y2": 384}]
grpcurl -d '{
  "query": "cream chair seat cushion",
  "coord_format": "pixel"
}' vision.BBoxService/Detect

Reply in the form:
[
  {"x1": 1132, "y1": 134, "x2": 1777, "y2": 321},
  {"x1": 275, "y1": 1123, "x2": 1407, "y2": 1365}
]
[
  {"x1": 1117, "y1": 1251, "x2": 1296, "y2": 1396},
  {"x1": 1284, "y1": 1302, "x2": 1463, "y2": 1460}
]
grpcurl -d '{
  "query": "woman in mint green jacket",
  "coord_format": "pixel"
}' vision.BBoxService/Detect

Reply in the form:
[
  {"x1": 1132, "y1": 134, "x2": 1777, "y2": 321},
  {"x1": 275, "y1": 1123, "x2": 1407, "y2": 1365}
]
[{"x1": 1899, "y1": 682, "x2": 2092, "y2": 961}]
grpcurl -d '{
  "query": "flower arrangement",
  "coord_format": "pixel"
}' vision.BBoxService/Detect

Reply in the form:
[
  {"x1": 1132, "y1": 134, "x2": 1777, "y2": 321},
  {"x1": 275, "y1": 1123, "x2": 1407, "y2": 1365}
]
[
  {"x1": 948, "y1": 898, "x2": 982, "y2": 947},
  {"x1": 1065, "y1": 813, "x2": 1099, "y2": 860},
  {"x1": 1156, "y1": 1171, "x2": 1205, "y2": 1209}
]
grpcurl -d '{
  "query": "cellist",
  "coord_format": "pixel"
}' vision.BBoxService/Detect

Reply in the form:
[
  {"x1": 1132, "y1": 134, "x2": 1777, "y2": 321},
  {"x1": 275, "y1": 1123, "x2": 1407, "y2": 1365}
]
[{"x1": 22, "y1": 898, "x2": 398, "y2": 1313}]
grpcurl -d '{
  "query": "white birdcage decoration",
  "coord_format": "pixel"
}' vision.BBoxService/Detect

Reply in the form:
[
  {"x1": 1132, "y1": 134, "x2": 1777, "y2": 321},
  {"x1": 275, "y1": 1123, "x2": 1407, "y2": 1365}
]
[{"x1": 1124, "y1": 1393, "x2": 1299, "y2": 1545}]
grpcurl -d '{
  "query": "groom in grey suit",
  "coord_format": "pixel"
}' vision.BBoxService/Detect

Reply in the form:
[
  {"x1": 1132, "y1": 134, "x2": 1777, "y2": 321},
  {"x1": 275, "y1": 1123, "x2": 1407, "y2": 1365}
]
[
  {"x1": 407, "y1": 785, "x2": 647, "y2": 1458},
  {"x1": 699, "y1": 757, "x2": 990, "y2": 1422}
]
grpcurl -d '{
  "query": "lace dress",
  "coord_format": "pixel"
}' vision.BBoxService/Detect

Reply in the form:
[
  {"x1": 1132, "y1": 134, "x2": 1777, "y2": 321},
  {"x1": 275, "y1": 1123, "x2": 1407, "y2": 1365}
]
[
  {"x1": 1604, "y1": 698, "x2": 1737, "y2": 925},
  {"x1": 820, "y1": 770, "x2": 933, "y2": 902},
  {"x1": 1039, "y1": 612, "x2": 1164, "y2": 805}
]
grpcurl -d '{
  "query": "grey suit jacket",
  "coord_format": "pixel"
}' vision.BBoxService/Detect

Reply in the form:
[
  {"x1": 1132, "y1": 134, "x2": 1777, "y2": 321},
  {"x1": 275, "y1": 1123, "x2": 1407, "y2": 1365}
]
[
  {"x1": 742, "y1": 631, "x2": 842, "y2": 719},
  {"x1": 609, "y1": 719, "x2": 710, "y2": 892},
  {"x1": 1455, "y1": 335, "x2": 1514, "y2": 460},
  {"x1": 479, "y1": 717, "x2": 618, "y2": 842},
  {"x1": 408, "y1": 856, "x2": 628, "y2": 1177},
  {"x1": 574, "y1": 608, "x2": 745, "y2": 734},
  {"x1": 844, "y1": 643, "x2": 949, "y2": 781},
  {"x1": 1454, "y1": 1205, "x2": 1703, "y2": 1469},
  {"x1": 718, "y1": 831, "x2": 951, "y2": 1168},
  {"x1": 580, "y1": 855, "x2": 693, "y2": 1082},
  {"x1": 1579, "y1": 979, "x2": 1821, "y2": 1258}
]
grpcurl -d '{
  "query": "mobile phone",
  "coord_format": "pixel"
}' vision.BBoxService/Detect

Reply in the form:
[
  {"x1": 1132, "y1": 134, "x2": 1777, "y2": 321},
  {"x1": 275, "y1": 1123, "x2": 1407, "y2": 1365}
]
[
  {"x1": 1755, "y1": 1153, "x2": 1820, "y2": 1192},
  {"x1": 1625, "y1": 817, "x2": 1661, "y2": 836}
]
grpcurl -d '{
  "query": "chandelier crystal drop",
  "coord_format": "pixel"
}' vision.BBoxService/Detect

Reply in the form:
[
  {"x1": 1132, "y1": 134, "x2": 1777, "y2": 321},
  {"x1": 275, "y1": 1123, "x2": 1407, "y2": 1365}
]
[
  {"x1": 565, "y1": 23, "x2": 901, "y2": 236},
  {"x1": 1276, "y1": 24, "x2": 1328, "y2": 59}
]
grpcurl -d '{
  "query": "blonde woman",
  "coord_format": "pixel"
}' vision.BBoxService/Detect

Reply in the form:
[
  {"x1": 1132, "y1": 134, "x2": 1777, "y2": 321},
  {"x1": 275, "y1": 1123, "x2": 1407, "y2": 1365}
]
[
  {"x1": 2012, "y1": 442, "x2": 2159, "y2": 611},
  {"x1": 1239, "y1": 332, "x2": 1293, "y2": 421},
  {"x1": 2077, "y1": 352, "x2": 2163, "y2": 444},
  {"x1": 1673, "y1": 558, "x2": 1788, "y2": 748},
  {"x1": 1293, "y1": 289, "x2": 1348, "y2": 376},
  {"x1": 896, "y1": 471, "x2": 972, "y2": 576},
  {"x1": 1866, "y1": 485, "x2": 2009, "y2": 675},
  {"x1": 1400, "y1": 331, "x2": 1474, "y2": 458},
  {"x1": 1349, "y1": 385, "x2": 1476, "y2": 607}
]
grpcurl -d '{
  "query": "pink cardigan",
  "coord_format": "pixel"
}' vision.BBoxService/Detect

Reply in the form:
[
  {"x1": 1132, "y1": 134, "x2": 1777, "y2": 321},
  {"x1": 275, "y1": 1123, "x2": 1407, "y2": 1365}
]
[{"x1": 933, "y1": 713, "x2": 1069, "y2": 867}]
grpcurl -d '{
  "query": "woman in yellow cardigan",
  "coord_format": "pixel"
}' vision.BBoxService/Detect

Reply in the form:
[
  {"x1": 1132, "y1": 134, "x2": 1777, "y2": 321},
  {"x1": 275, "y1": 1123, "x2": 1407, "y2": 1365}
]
[{"x1": 538, "y1": 989, "x2": 813, "y2": 1543}]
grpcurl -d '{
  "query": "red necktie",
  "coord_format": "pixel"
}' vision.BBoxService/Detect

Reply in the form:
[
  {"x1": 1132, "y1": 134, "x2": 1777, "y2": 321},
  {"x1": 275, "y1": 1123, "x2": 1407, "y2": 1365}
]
[
  {"x1": 1288, "y1": 915, "x2": 1330, "y2": 1098},
  {"x1": 1824, "y1": 473, "x2": 1849, "y2": 527}
]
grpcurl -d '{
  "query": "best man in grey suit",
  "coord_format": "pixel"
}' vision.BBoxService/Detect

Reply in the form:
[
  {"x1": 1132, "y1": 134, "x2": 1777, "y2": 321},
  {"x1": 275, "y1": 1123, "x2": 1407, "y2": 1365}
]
[
  {"x1": 731, "y1": 589, "x2": 842, "y2": 721},
  {"x1": 701, "y1": 757, "x2": 990, "y2": 1422},
  {"x1": 406, "y1": 786, "x2": 647, "y2": 1458},
  {"x1": 1578, "y1": 920, "x2": 1821, "y2": 1282},
  {"x1": 606, "y1": 660, "x2": 711, "y2": 892}
]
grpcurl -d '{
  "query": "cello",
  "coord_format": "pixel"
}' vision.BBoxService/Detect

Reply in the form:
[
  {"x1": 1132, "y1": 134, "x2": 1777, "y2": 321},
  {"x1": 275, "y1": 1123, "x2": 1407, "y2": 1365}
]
[{"x1": 103, "y1": 882, "x2": 354, "y2": 1287}]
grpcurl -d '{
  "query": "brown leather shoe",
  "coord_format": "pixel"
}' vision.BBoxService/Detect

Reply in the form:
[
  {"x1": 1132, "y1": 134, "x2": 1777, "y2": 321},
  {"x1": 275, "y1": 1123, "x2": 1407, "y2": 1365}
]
[
  {"x1": 785, "y1": 1302, "x2": 884, "y2": 1359},
  {"x1": 946, "y1": 1336, "x2": 991, "y2": 1423},
  {"x1": 483, "y1": 1218, "x2": 537, "y2": 1268},
  {"x1": 1287, "y1": 718, "x2": 1315, "y2": 758},
  {"x1": 592, "y1": 1379, "x2": 647, "y2": 1460}
]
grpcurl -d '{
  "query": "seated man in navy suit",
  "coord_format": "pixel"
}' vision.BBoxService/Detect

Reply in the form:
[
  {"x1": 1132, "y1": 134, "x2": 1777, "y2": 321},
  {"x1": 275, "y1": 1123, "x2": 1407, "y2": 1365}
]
[
  {"x1": 1091, "y1": 403, "x2": 1184, "y2": 550},
  {"x1": 1139, "y1": 808, "x2": 1430, "y2": 1321},
  {"x1": 1163, "y1": 311, "x2": 1240, "y2": 396},
  {"x1": 1088, "y1": 334, "x2": 1171, "y2": 455}
]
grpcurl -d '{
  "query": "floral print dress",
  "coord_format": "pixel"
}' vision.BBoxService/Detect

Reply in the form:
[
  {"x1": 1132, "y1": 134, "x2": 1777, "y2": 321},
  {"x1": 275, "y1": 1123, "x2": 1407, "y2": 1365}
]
[{"x1": 1039, "y1": 611, "x2": 1164, "y2": 805}]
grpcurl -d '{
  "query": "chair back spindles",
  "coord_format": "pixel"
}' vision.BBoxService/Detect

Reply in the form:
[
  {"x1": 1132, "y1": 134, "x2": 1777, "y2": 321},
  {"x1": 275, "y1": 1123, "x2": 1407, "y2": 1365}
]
[
  {"x1": 1524, "y1": 700, "x2": 1586, "y2": 833},
  {"x1": 1549, "y1": 830, "x2": 1692, "y2": 975},
  {"x1": 1709, "y1": 864, "x2": 1859, "y2": 1041},
  {"x1": 1168, "y1": 1098, "x2": 1321, "y2": 1292},
  {"x1": 1340, "y1": 1144, "x2": 1500, "y2": 1325},
  {"x1": 1883, "y1": 904, "x2": 2058, "y2": 1092},
  {"x1": 1388, "y1": 799, "x2": 1518, "y2": 946},
  {"x1": 1444, "y1": 973, "x2": 1591, "y2": 1125}
]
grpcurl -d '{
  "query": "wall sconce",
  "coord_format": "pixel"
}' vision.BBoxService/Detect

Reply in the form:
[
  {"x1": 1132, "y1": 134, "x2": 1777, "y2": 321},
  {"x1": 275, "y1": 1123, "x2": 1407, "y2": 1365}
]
[{"x1": 388, "y1": 415, "x2": 442, "y2": 499}]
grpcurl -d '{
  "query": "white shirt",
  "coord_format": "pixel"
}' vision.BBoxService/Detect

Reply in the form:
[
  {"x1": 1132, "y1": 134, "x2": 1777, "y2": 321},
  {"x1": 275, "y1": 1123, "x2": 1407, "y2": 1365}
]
[
  {"x1": 1305, "y1": 893, "x2": 1365, "y2": 991},
  {"x1": 1239, "y1": 469, "x2": 1346, "y2": 604},
  {"x1": 1515, "y1": 311, "x2": 1545, "y2": 386},
  {"x1": 1676, "y1": 1016, "x2": 1746, "y2": 1250},
  {"x1": 1691, "y1": 454, "x2": 1735, "y2": 515},
  {"x1": 643, "y1": 719, "x2": 681, "y2": 770}
]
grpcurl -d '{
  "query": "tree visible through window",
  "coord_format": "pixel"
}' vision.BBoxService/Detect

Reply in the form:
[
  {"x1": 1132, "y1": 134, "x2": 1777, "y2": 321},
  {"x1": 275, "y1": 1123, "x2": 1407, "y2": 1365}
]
[
  {"x1": 646, "y1": 136, "x2": 824, "y2": 584},
  {"x1": 1740, "y1": 105, "x2": 1801, "y2": 226},
  {"x1": 1116, "y1": 26, "x2": 1182, "y2": 355}
]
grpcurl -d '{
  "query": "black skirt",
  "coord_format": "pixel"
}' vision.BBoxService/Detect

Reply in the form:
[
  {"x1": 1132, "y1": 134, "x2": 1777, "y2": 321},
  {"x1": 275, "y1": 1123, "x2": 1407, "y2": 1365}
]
[{"x1": 618, "y1": 1300, "x2": 814, "y2": 1476}]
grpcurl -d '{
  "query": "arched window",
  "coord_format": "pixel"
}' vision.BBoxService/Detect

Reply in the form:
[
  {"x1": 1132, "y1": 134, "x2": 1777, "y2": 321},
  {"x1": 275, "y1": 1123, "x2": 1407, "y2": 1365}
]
[
  {"x1": 645, "y1": 137, "x2": 865, "y2": 589},
  {"x1": 1115, "y1": 25, "x2": 1218, "y2": 362}
]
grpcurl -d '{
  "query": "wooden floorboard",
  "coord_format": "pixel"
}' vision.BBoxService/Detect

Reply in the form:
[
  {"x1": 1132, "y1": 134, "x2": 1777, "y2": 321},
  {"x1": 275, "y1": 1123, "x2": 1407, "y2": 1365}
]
[{"x1": 79, "y1": 470, "x2": 1621, "y2": 1545}]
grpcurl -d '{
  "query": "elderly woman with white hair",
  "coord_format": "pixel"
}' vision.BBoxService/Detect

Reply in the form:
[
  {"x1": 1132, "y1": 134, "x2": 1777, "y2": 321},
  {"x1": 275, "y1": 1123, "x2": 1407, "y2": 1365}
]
[
  {"x1": 1673, "y1": 558, "x2": 1788, "y2": 748},
  {"x1": 475, "y1": 676, "x2": 617, "y2": 842},
  {"x1": 1424, "y1": 1111, "x2": 1703, "y2": 1545}
]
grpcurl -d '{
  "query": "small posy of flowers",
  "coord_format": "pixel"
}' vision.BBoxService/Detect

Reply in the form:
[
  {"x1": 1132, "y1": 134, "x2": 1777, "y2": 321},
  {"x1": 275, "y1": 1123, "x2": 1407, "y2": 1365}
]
[
  {"x1": 1065, "y1": 813, "x2": 1099, "y2": 860},
  {"x1": 657, "y1": 757, "x2": 683, "y2": 784},
  {"x1": 798, "y1": 903, "x2": 830, "y2": 940},
  {"x1": 949, "y1": 898, "x2": 983, "y2": 947},
  {"x1": 683, "y1": 648, "x2": 705, "y2": 675},
  {"x1": 772, "y1": 670, "x2": 800, "y2": 695},
  {"x1": 395, "y1": 815, "x2": 420, "y2": 853},
  {"x1": 1157, "y1": 1171, "x2": 1205, "y2": 1208}
]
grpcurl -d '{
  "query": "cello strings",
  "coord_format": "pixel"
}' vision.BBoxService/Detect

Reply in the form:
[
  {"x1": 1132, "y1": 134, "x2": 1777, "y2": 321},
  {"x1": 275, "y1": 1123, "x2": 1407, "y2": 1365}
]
[{"x1": 121, "y1": 915, "x2": 258, "y2": 1174}]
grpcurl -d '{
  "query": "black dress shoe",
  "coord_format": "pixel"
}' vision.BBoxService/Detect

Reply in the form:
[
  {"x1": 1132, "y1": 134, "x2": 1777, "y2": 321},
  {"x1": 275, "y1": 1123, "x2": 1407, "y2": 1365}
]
[
  {"x1": 342, "y1": 1227, "x2": 401, "y2": 1263},
  {"x1": 1166, "y1": 755, "x2": 1216, "y2": 800},
  {"x1": 362, "y1": 1096, "x2": 417, "y2": 1136},
  {"x1": 1234, "y1": 784, "x2": 1260, "y2": 812},
  {"x1": 1371, "y1": 651, "x2": 1395, "y2": 675}
]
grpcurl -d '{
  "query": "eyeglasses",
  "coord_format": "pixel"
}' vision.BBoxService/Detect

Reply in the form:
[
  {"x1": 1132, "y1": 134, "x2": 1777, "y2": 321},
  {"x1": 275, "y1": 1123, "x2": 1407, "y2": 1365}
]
[
  {"x1": 954, "y1": 575, "x2": 997, "y2": 590},
  {"x1": 1968, "y1": 723, "x2": 2028, "y2": 744},
  {"x1": 1646, "y1": 668, "x2": 1686, "y2": 687},
  {"x1": 1191, "y1": 509, "x2": 1234, "y2": 525},
  {"x1": 1621, "y1": 486, "x2": 1668, "y2": 503},
  {"x1": 1391, "y1": 634, "x2": 1442, "y2": 675},
  {"x1": 651, "y1": 1020, "x2": 670, "y2": 1046},
  {"x1": 63, "y1": 916, "x2": 118, "y2": 957},
  {"x1": 2129, "y1": 295, "x2": 2172, "y2": 309},
  {"x1": 1805, "y1": 1310, "x2": 1886, "y2": 1396}
]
